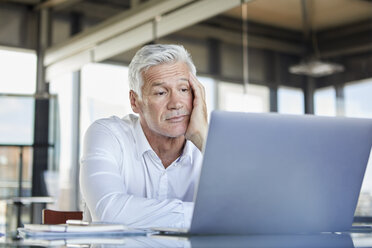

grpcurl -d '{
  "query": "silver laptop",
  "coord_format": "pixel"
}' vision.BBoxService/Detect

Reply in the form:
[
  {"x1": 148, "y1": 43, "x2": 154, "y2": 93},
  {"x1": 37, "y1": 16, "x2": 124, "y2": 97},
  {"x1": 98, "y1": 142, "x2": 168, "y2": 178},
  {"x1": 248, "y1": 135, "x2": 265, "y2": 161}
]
[{"x1": 154, "y1": 111, "x2": 372, "y2": 234}]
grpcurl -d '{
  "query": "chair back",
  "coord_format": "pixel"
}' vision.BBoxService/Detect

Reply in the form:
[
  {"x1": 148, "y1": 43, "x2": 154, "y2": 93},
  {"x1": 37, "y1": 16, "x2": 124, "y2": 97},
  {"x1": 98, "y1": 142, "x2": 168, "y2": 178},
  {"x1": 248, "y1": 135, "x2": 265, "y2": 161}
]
[{"x1": 42, "y1": 209, "x2": 83, "y2": 224}]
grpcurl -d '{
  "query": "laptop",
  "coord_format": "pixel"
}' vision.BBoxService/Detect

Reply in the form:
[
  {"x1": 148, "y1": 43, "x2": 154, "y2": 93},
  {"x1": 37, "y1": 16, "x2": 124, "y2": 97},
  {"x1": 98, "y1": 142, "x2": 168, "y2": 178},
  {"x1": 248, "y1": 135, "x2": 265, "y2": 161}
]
[{"x1": 153, "y1": 111, "x2": 372, "y2": 234}]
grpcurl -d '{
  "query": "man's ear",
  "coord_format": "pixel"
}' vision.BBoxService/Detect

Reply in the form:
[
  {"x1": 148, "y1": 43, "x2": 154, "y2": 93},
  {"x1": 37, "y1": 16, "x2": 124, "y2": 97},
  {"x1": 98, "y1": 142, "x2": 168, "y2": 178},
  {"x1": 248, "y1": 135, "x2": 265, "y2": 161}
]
[{"x1": 129, "y1": 90, "x2": 141, "y2": 113}]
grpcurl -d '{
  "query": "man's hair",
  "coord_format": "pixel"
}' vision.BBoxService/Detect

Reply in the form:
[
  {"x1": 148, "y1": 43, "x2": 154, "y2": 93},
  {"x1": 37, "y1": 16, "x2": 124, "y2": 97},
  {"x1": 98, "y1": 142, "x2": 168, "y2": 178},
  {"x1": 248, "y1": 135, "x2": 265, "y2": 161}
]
[{"x1": 128, "y1": 44, "x2": 196, "y2": 97}]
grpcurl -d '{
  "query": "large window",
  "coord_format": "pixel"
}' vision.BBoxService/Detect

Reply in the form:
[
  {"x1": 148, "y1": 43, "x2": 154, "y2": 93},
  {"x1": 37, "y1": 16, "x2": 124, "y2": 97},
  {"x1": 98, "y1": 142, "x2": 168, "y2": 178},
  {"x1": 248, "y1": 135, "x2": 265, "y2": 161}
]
[
  {"x1": 0, "y1": 47, "x2": 37, "y2": 198},
  {"x1": 0, "y1": 96, "x2": 34, "y2": 199},
  {"x1": 344, "y1": 79, "x2": 372, "y2": 217},
  {"x1": 314, "y1": 87, "x2": 336, "y2": 117},
  {"x1": 0, "y1": 96, "x2": 35, "y2": 145},
  {"x1": 278, "y1": 86, "x2": 304, "y2": 115},
  {"x1": 198, "y1": 76, "x2": 216, "y2": 119},
  {"x1": 51, "y1": 63, "x2": 132, "y2": 210},
  {"x1": 0, "y1": 47, "x2": 36, "y2": 94},
  {"x1": 345, "y1": 79, "x2": 372, "y2": 119},
  {"x1": 80, "y1": 63, "x2": 132, "y2": 144},
  {"x1": 218, "y1": 82, "x2": 269, "y2": 113},
  {"x1": 49, "y1": 73, "x2": 74, "y2": 204},
  {"x1": 0, "y1": 47, "x2": 37, "y2": 233}
]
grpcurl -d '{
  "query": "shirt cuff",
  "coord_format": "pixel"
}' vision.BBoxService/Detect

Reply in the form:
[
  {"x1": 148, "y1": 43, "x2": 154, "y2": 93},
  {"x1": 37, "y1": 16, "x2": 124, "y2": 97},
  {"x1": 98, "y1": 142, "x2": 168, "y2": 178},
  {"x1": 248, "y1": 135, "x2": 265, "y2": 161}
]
[{"x1": 182, "y1": 202, "x2": 194, "y2": 228}]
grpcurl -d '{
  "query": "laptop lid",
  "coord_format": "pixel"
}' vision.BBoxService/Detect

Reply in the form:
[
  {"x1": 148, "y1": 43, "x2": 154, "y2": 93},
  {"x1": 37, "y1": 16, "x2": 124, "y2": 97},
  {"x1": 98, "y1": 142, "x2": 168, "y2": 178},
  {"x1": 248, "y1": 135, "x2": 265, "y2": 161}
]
[{"x1": 189, "y1": 111, "x2": 372, "y2": 234}]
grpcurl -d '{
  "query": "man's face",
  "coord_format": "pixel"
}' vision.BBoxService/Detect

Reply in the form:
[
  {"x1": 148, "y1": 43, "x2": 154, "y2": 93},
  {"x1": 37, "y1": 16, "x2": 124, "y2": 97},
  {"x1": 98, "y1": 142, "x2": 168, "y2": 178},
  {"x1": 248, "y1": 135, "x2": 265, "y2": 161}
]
[{"x1": 132, "y1": 62, "x2": 193, "y2": 138}]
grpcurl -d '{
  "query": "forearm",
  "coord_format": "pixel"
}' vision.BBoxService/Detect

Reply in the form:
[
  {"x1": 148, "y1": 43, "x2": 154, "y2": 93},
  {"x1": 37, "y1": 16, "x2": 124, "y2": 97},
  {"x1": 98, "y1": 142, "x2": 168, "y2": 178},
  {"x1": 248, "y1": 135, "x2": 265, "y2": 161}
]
[
  {"x1": 90, "y1": 193, "x2": 194, "y2": 228},
  {"x1": 80, "y1": 159, "x2": 193, "y2": 228}
]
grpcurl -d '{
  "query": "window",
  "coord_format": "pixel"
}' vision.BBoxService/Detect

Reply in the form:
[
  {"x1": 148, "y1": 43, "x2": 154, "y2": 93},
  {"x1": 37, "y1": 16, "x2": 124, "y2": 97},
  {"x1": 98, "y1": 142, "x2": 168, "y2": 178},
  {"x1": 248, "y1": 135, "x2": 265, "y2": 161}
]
[
  {"x1": 314, "y1": 86, "x2": 336, "y2": 117},
  {"x1": 0, "y1": 47, "x2": 37, "y2": 231},
  {"x1": 218, "y1": 82, "x2": 269, "y2": 113},
  {"x1": 0, "y1": 96, "x2": 34, "y2": 145},
  {"x1": 278, "y1": 86, "x2": 304, "y2": 115},
  {"x1": 344, "y1": 79, "x2": 372, "y2": 217},
  {"x1": 49, "y1": 74, "x2": 74, "y2": 177},
  {"x1": 0, "y1": 96, "x2": 34, "y2": 199},
  {"x1": 0, "y1": 47, "x2": 36, "y2": 94},
  {"x1": 80, "y1": 63, "x2": 132, "y2": 144},
  {"x1": 345, "y1": 79, "x2": 372, "y2": 119},
  {"x1": 0, "y1": 47, "x2": 36, "y2": 144},
  {"x1": 198, "y1": 76, "x2": 216, "y2": 119}
]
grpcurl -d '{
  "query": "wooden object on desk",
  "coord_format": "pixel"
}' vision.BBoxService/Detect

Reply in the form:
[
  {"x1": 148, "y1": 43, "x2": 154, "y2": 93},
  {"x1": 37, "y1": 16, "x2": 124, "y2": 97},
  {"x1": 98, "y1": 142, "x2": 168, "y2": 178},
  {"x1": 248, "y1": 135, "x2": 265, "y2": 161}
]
[{"x1": 42, "y1": 209, "x2": 83, "y2": 224}]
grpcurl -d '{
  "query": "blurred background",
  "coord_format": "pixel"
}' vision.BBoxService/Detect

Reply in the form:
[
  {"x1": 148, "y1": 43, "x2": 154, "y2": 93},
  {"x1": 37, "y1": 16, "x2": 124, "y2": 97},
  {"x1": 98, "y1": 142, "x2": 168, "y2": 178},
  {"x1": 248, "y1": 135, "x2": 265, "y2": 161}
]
[{"x1": 0, "y1": 0, "x2": 371, "y2": 234}]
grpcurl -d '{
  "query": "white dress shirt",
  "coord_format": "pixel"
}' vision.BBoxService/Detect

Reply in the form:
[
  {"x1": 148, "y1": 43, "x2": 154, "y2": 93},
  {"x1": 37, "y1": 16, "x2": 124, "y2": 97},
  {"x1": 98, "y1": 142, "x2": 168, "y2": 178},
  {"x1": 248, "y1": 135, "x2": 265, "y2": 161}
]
[{"x1": 80, "y1": 114, "x2": 202, "y2": 228}]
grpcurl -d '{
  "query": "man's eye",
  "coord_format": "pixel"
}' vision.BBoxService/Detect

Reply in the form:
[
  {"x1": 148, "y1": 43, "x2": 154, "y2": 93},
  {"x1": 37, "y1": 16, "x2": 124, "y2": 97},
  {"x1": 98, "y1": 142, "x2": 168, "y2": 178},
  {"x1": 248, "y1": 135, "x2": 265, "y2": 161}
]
[
  {"x1": 156, "y1": 91, "x2": 166, "y2": 96},
  {"x1": 181, "y1": 88, "x2": 189, "y2": 92}
]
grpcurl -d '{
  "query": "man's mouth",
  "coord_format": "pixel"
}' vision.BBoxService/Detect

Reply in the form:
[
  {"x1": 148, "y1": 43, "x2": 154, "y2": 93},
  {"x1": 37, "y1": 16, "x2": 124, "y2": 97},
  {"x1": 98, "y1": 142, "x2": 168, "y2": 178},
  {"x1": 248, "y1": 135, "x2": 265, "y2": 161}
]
[
  {"x1": 164, "y1": 110, "x2": 190, "y2": 123},
  {"x1": 166, "y1": 115, "x2": 188, "y2": 122}
]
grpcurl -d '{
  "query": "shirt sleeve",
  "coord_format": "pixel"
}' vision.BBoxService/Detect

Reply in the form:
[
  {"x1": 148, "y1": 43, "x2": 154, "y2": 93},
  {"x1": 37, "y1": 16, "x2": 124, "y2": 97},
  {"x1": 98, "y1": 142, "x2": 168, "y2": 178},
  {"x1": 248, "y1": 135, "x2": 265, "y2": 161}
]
[{"x1": 80, "y1": 121, "x2": 193, "y2": 229}]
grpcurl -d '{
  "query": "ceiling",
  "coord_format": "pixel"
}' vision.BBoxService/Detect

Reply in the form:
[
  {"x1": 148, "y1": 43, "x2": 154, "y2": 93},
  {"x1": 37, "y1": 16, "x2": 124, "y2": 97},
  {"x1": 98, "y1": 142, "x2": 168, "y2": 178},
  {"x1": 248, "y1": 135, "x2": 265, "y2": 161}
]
[
  {"x1": 225, "y1": 0, "x2": 372, "y2": 31},
  {"x1": 2, "y1": 0, "x2": 370, "y2": 81},
  {"x1": 2, "y1": 0, "x2": 146, "y2": 20},
  {"x1": 3, "y1": 0, "x2": 371, "y2": 32}
]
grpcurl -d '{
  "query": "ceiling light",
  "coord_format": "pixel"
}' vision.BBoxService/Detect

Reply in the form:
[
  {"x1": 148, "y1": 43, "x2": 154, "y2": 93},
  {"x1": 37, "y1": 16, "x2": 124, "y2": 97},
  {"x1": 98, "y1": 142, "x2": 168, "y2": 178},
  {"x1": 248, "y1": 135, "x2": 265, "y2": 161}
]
[{"x1": 289, "y1": 60, "x2": 344, "y2": 77}]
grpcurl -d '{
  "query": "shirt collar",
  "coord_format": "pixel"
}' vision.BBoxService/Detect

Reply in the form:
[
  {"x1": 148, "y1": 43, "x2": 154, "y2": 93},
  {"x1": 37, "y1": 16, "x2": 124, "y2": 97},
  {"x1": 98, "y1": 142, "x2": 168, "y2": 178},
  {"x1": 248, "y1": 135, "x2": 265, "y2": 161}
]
[
  {"x1": 176, "y1": 140, "x2": 194, "y2": 164},
  {"x1": 133, "y1": 116, "x2": 195, "y2": 165}
]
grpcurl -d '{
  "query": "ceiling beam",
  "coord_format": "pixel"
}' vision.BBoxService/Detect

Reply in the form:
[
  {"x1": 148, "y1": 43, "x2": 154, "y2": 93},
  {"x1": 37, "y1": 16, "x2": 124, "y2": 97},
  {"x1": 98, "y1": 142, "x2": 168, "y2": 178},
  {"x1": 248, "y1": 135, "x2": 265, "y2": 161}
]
[
  {"x1": 44, "y1": 0, "x2": 192, "y2": 67},
  {"x1": 178, "y1": 24, "x2": 303, "y2": 55},
  {"x1": 156, "y1": 0, "x2": 242, "y2": 38},
  {"x1": 45, "y1": 0, "x2": 250, "y2": 81},
  {"x1": 34, "y1": 0, "x2": 82, "y2": 10},
  {"x1": 57, "y1": 1, "x2": 124, "y2": 19}
]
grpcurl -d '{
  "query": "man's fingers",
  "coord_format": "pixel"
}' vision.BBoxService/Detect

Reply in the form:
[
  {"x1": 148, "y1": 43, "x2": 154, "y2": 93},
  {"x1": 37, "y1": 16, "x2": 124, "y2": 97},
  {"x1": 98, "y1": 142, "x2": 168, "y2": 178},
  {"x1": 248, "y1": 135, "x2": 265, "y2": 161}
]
[
  {"x1": 185, "y1": 72, "x2": 208, "y2": 151},
  {"x1": 189, "y1": 72, "x2": 206, "y2": 100}
]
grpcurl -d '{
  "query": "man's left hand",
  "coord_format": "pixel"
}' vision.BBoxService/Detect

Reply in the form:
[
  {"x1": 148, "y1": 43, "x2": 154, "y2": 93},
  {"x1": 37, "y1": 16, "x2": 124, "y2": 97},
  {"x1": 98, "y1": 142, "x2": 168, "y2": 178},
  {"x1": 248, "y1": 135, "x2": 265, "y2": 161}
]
[{"x1": 185, "y1": 72, "x2": 208, "y2": 151}]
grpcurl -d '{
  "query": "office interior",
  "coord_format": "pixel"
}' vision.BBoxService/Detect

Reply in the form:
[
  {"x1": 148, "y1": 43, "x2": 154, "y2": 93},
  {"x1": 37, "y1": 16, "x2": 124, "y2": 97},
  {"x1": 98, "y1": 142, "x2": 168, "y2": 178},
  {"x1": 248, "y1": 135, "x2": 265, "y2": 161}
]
[{"x1": 0, "y1": 0, "x2": 371, "y2": 236}]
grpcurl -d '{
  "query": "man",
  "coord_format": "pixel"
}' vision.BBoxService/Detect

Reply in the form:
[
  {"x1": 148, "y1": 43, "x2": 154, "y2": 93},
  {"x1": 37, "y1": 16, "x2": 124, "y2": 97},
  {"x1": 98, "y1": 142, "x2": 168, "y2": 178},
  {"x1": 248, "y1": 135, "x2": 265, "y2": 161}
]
[{"x1": 80, "y1": 44, "x2": 208, "y2": 228}]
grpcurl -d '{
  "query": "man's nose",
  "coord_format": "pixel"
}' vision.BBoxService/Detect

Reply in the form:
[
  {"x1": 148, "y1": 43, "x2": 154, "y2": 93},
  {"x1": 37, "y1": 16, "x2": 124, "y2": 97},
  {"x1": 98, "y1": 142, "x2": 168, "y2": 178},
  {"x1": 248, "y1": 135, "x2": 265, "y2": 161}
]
[{"x1": 167, "y1": 91, "x2": 183, "y2": 110}]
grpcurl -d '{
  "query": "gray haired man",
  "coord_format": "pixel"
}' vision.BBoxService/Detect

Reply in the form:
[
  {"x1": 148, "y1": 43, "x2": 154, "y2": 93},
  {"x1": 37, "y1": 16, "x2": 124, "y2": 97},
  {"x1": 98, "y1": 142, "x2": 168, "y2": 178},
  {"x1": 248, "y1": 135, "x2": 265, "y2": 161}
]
[{"x1": 80, "y1": 44, "x2": 208, "y2": 228}]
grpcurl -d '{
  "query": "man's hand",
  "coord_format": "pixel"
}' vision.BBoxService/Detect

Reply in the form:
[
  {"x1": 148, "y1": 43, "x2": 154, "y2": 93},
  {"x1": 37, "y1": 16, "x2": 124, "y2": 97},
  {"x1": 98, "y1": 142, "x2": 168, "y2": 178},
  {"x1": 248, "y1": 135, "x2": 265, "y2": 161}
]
[{"x1": 185, "y1": 72, "x2": 208, "y2": 151}]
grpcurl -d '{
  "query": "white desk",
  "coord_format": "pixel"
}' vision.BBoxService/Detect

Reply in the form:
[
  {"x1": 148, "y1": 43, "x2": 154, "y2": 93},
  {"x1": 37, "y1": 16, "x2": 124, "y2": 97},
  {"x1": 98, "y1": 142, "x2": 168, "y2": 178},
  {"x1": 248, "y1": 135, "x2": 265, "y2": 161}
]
[{"x1": 1, "y1": 230, "x2": 371, "y2": 247}]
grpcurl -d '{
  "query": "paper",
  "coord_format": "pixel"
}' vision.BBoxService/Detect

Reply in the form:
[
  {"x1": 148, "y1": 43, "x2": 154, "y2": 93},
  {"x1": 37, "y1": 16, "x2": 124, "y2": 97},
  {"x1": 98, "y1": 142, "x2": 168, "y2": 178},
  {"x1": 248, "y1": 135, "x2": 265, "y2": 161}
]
[
  {"x1": 18, "y1": 223, "x2": 149, "y2": 238},
  {"x1": 18, "y1": 227, "x2": 146, "y2": 238},
  {"x1": 23, "y1": 223, "x2": 130, "y2": 232},
  {"x1": 20, "y1": 236, "x2": 127, "y2": 246}
]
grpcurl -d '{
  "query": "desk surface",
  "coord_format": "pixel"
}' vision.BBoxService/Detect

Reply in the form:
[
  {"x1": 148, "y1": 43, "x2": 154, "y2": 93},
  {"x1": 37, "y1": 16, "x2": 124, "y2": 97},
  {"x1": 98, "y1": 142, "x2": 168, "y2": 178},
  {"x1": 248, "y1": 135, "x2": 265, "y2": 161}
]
[{"x1": 1, "y1": 231, "x2": 372, "y2": 247}]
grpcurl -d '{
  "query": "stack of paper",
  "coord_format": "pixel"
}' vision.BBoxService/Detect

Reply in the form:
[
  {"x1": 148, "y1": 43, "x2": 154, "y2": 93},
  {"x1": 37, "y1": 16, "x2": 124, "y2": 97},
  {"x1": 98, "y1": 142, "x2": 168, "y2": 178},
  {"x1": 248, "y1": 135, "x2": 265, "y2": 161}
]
[
  {"x1": 21, "y1": 236, "x2": 128, "y2": 246},
  {"x1": 18, "y1": 223, "x2": 148, "y2": 238}
]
